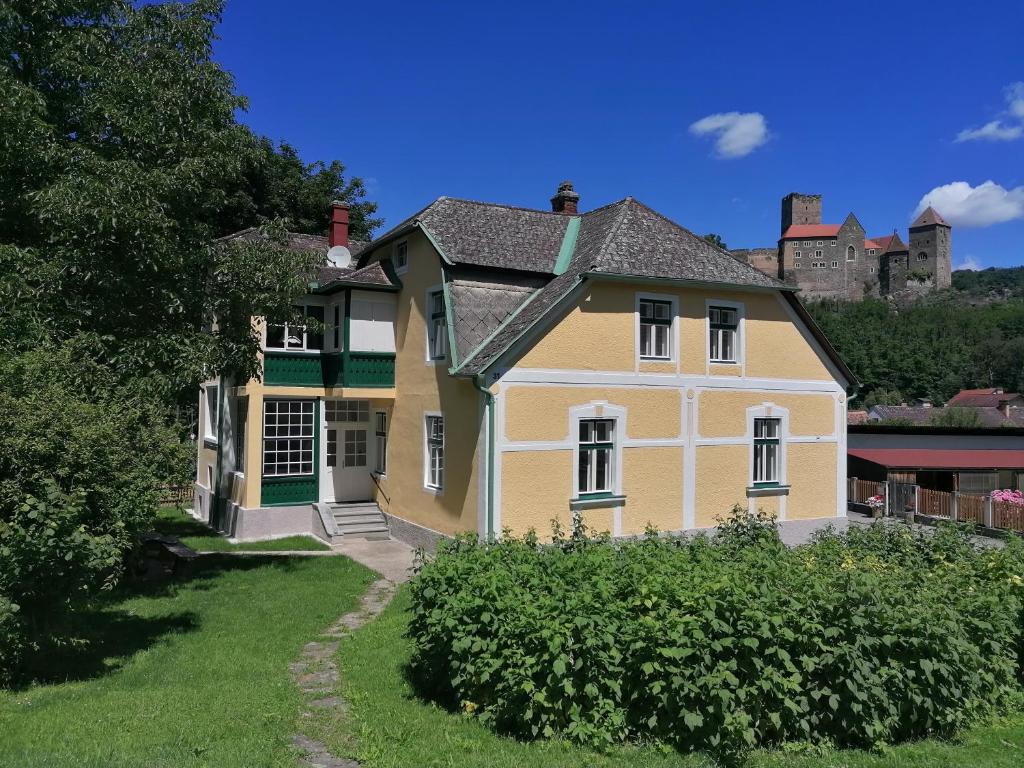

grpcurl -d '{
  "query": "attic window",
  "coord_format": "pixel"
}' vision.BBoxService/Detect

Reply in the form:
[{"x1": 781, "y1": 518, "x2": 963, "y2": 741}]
[{"x1": 394, "y1": 241, "x2": 409, "y2": 274}]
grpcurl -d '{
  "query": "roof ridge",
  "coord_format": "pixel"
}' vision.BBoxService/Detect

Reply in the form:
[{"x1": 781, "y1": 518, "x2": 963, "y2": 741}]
[
  {"x1": 589, "y1": 198, "x2": 635, "y2": 269},
  {"x1": 438, "y1": 197, "x2": 569, "y2": 216}
]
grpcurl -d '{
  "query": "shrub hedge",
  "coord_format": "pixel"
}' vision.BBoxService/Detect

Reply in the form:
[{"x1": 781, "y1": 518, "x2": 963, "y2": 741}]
[{"x1": 408, "y1": 512, "x2": 1024, "y2": 762}]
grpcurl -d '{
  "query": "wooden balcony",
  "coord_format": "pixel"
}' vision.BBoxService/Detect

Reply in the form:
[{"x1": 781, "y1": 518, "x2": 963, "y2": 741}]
[{"x1": 263, "y1": 351, "x2": 395, "y2": 388}]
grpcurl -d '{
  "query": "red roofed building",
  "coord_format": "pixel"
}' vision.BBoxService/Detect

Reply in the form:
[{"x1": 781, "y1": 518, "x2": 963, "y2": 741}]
[
  {"x1": 732, "y1": 194, "x2": 953, "y2": 300},
  {"x1": 947, "y1": 388, "x2": 1024, "y2": 412}
]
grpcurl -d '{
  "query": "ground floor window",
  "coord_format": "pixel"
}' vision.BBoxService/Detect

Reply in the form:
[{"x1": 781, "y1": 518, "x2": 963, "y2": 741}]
[
  {"x1": 425, "y1": 414, "x2": 444, "y2": 490},
  {"x1": 374, "y1": 411, "x2": 387, "y2": 474},
  {"x1": 325, "y1": 399, "x2": 369, "y2": 423},
  {"x1": 753, "y1": 417, "x2": 781, "y2": 486},
  {"x1": 263, "y1": 400, "x2": 314, "y2": 476},
  {"x1": 577, "y1": 418, "x2": 615, "y2": 497}
]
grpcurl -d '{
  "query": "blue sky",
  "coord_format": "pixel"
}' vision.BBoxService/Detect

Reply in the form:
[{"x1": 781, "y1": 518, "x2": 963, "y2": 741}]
[{"x1": 214, "y1": 0, "x2": 1024, "y2": 269}]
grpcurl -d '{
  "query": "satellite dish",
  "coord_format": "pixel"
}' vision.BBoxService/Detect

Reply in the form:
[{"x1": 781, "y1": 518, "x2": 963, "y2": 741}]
[{"x1": 326, "y1": 245, "x2": 352, "y2": 268}]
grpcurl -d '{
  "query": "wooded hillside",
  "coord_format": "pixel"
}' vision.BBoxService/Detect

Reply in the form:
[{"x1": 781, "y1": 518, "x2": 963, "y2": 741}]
[{"x1": 807, "y1": 290, "x2": 1024, "y2": 407}]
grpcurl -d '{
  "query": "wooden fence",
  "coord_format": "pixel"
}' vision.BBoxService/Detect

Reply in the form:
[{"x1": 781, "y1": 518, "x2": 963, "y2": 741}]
[
  {"x1": 852, "y1": 480, "x2": 1024, "y2": 534},
  {"x1": 848, "y1": 478, "x2": 885, "y2": 504}
]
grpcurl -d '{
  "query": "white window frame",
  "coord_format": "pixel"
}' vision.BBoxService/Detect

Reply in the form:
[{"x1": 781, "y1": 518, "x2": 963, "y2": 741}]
[
  {"x1": 203, "y1": 383, "x2": 219, "y2": 444},
  {"x1": 423, "y1": 412, "x2": 444, "y2": 493},
  {"x1": 706, "y1": 299, "x2": 744, "y2": 366},
  {"x1": 635, "y1": 292, "x2": 677, "y2": 364},
  {"x1": 264, "y1": 301, "x2": 326, "y2": 353},
  {"x1": 831, "y1": 240, "x2": 837, "y2": 246},
  {"x1": 424, "y1": 286, "x2": 448, "y2": 364},
  {"x1": 374, "y1": 410, "x2": 388, "y2": 476},
  {"x1": 794, "y1": 250, "x2": 801, "y2": 258},
  {"x1": 803, "y1": 241, "x2": 811, "y2": 247},
  {"x1": 868, "y1": 248, "x2": 875, "y2": 256},
  {"x1": 746, "y1": 403, "x2": 789, "y2": 490},
  {"x1": 394, "y1": 240, "x2": 409, "y2": 274},
  {"x1": 816, "y1": 240, "x2": 823, "y2": 246},
  {"x1": 262, "y1": 399, "x2": 315, "y2": 477},
  {"x1": 569, "y1": 402, "x2": 626, "y2": 503},
  {"x1": 831, "y1": 260, "x2": 839, "y2": 268},
  {"x1": 814, "y1": 249, "x2": 823, "y2": 258}
]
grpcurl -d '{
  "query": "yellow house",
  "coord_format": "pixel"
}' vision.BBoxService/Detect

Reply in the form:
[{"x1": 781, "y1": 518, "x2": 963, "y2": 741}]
[{"x1": 194, "y1": 182, "x2": 856, "y2": 546}]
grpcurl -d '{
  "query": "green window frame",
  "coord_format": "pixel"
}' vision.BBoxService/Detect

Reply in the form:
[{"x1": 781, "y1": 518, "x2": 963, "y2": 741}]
[
  {"x1": 577, "y1": 418, "x2": 615, "y2": 499},
  {"x1": 753, "y1": 417, "x2": 781, "y2": 487},
  {"x1": 428, "y1": 291, "x2": 447, "y2": 361}
]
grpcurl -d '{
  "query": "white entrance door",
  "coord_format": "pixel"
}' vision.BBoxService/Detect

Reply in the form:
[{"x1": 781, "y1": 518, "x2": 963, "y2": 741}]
[{"x1": 320, "y1": 400, "x2": 374, "y2": 503}]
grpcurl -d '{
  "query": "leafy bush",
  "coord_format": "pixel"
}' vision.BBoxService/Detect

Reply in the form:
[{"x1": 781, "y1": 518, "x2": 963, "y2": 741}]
[
  {"x1": 0, "y1": 342, "x2": 189, "y2": 685},
  {"x1": 408, "y1": 512, "x2": 1024, "y2": 763}
]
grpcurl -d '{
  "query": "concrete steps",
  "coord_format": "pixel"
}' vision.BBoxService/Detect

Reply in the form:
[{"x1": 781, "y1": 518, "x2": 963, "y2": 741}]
[{"x1": 330, "y1": 502, "x2": 388, "y2": 538}]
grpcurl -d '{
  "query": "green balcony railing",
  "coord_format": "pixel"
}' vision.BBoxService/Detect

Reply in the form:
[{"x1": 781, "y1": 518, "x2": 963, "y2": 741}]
[{"x1": 263, "y1": 351, "x2": 395, "y2": 388}]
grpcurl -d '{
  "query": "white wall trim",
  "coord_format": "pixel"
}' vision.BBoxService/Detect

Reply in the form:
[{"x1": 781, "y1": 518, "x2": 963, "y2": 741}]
[
  {"x1": 568, "y1": 401, "x2": 627, "y2": 499},
  {"x1": 500, "y1": 367, "x2": 843, "y2": 394},
  {"x1": 745, "y1": 402, "x2": 790, "y2": 489}
]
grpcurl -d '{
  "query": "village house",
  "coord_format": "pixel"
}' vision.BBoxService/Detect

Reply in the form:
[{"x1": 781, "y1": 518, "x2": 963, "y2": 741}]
[{"x1": 194, "y1": 183, "x2": 857, "y2": 546}]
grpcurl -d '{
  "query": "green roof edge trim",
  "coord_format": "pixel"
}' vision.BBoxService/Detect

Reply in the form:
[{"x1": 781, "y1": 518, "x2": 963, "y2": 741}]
[{"x1": 553, "y1": 216, "x2": 581, "y2": 275}]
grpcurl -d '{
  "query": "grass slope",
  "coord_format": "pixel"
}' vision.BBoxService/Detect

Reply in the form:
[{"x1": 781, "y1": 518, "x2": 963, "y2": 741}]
[
  {"x1": 322, "y1": 587, "x2": 1024, "y2": 768},
  {"x1": 154, "y1": 506, "x2": 330, "y2": 551},
  {"x1": 0, "y1": 554, "x2": 374, "y2": 768}
]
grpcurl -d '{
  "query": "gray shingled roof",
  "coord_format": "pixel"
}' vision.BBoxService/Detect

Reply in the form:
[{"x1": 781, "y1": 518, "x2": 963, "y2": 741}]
[
  {"x1": 318, "y1": 261, "x2": 396, "y2": 290},
  {"x1": 419, "y1": 198, "x2": 571, "y2": 272},
  {"x1": 447, "y1": 269, "x2": 547, "y2": 363},
  {"x1": 215, "y1": 227, "x2": 376, "y2": 287},
  {"x1": 453, "y1": 198, "x2": 782, "y2": 374},
  {"x1": 869, "y1": 405, "x2": 1024, "y2": 428}
]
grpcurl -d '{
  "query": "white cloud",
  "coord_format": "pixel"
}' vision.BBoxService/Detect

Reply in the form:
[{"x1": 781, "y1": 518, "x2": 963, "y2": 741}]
[
  {"x1": 1007, "y1": 82, "x2": 1024, "y2": 120},
  {"x1": 914, "y1": 180, "x2": 1024, "y2": 228},
  {"x1": 956, "y1": 82, "x2": 1024, "y2": 142},
  {"x1": 955, "y1": 120, "x2": 1023, "y2": 142},
  {"x1": 689, "y1": 112, "x2": 768, "y2": 158},
  {"x1": 954, "y1": 255, "x2": 983, "y2": 271}
]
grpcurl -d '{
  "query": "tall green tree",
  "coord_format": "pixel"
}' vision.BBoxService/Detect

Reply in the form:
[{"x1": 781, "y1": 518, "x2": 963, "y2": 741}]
[
  {"x1": 216, "y1": 137, "x2": 382, "y2": 240},
  {"x1": 0, "y1": 0, "x2": 379, "y2": 680}
]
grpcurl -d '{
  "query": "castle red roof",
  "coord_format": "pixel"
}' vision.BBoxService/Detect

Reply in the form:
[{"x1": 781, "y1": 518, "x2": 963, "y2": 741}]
[
  {"x1": 911, "y1": 206, "x2": 949, "y2": 228},
  {"x1": 869, "y1": 234, "x2": 907, "y2": 253},
  {"x1": 781, "y1": 224, "x2": 842, "y2": 239},
  {"x1": 864, "y1": 239, "x2": 880, "y2": 249}
]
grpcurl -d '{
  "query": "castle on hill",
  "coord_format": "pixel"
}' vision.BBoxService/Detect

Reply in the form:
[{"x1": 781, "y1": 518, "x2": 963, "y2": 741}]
[{"x1": 732, "y1": 193, "x2": 952, "y2": 301}]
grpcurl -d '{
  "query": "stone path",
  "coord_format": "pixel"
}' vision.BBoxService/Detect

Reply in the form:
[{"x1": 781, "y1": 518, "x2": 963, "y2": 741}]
[{"x1": 288, "y1": 536, "x2": 415, "y2": 767}]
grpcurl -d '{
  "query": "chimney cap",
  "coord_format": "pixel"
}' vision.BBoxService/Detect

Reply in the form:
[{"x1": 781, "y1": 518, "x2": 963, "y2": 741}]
[
  {"x1": 551, "y1": 180, "x2": 580, "y2": 213},
  {"x1": 331, "y1": 199, "x2": 350, "y2": 210}
]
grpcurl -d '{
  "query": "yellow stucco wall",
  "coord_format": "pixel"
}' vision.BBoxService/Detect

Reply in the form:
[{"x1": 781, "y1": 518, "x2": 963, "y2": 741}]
[
  {"x1": 787, "y1": 443, "x2": 838, "y2": 520},
  {"x1": 621, "y1": 446, "x2": 683, "y2": 534},
  {"x1": 697, "y1": 391, "x2": 836, "y2": 438},
  {"x1": 513, "y1": 281, "x2": 834, "y2": 381},
  {"x1": 504, "y1": 386, "x2": 682, "y2": 442},
  {"x1": 362, "y1": 230, "x2": 482, "y2": 536},
  {"x1": 694, "y1": 444, "x2": 749, "y2": 528}
]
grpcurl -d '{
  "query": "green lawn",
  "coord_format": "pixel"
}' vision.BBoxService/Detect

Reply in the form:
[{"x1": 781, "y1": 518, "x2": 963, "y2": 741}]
[
  {"x1": 154, "y1": 506, "x2": 330, "y2": 552},
  {"x1": 313, "y1": 587, "x2": 1024, "y2": 768},
  {"x1": 0, "y1": 554, "x2": 375, "y2": 768}
]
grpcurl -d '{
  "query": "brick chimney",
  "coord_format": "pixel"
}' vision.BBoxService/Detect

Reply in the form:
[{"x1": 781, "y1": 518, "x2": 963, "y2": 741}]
[
  {"x1": 329, "y1": 200, "x2": 350, "y2": 248},
  {"x1": 550, "y1": 181, "x2": 580, "y2": 214}
]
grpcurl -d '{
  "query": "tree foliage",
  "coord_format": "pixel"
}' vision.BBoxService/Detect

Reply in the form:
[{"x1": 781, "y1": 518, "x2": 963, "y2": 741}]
[
  {"x1": 216, "y1": 137, "x2": 381, "y2": 240},
  {"x1": 0, "y1": 1, "x2": 379, "y2": 680},
  {"x1": 703, "y1": 232, "x2": 727, "y2": 249},
  {"x1": 807, "y1": 297, "x2": 1024, "y2": 403}
]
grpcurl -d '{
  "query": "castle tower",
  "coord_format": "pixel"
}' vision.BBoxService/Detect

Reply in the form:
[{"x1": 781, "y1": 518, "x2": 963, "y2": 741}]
[
  {"x1": 908, "y1": 207, "x2": 952, "y2": 289},
  {"x1": 781, "y1": 192, "x2": 822, "y2": 235}
]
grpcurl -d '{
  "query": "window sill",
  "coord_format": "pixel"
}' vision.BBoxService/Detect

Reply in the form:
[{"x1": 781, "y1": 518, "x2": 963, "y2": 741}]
[
  {"x1": 423, "y1": 484, "x2": 444, "y2": 497},
  {"x1": 640, "y1": 357, "x2": 674, "y2": 363},
  {"x1": 203, "y1": 438, "x2": 219, "y2": 450},
  {"x1": 710, "y1": 359, "x2": 739, "y2": 365},
  {"x1": 570, "y1": 494, "x2": 626, "y2": 510},
  {"x1": 746, "y1": 485, "x2": 790, "y2": 497}
]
